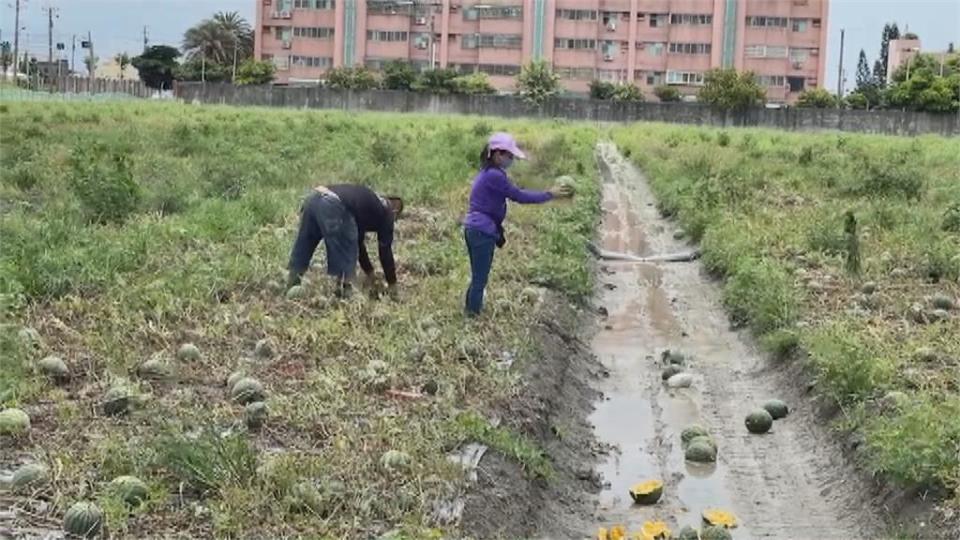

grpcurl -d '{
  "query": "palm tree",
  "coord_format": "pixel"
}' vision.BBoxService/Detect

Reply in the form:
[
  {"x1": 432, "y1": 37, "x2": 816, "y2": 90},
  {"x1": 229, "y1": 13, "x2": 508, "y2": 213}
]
[
  {"x1": 183, "y1": 11, "x2": 253, "y2": 67},
  {"x1": 115, "y1": 53, "x2": 131, "y2": 80}
]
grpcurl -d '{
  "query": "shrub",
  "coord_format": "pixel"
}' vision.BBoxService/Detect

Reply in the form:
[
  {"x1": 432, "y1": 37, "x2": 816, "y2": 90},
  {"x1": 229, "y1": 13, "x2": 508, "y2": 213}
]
[
  {"x1": 235, "y1": 59, "x2": 275, "y2": 85},
  {"x1": 796, "y1": 88, "x2": 838, "y2": 108},
  {"x1": 516, "y1": 60, "x2": 561, "y2": 104},
  {"x1": 844, "y1": 92, "x2": 870, "y2": 110},
  {"x1": 451, "y1": 72, "x2": 496, "y2": 95},
  {"x1": 326, "y1": 66, "x2": 379, "y2": 90},
  {"x1": 154, "y1": 426, "x2": 257, "y2": 494},
  {"x1": 589, "y1": 80, "x2": 615, "y2": 100},
  {"x1": 943, "y1": 203, "x2": 960, "y2": 232},
  {"x1": 612, "y1": 83, "x2": 644, "y2": 102},
  {"x1": 654, "y1": 85, "x2": 681, "y2": 102},
  {"x1": 412, "y1": 68, "x2": 459, "y2": 94},
  {"x1": 855, "y1": 149, "x2": 925, "y2": 200},
  {"x1": 698, "y1": 69, "x2": 766, "y2": 111},
  {"x1": 382, "y1": 60, "x2": 417, "y2": 90},
  {"x1": 68, "y1": 142, "x2": 142, "y2": 224}
]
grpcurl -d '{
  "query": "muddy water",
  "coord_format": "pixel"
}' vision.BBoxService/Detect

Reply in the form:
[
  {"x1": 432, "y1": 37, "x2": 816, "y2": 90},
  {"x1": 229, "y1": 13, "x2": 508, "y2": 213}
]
[{"x1": 586, "y1": 144, "x2": 878, "y2": 539}]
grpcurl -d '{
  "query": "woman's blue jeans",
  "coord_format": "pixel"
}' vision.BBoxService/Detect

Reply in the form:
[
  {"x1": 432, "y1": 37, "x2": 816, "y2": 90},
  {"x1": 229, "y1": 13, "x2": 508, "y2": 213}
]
[{"x1": 464, "y1": 227, "x2": 497, "y2": 315}]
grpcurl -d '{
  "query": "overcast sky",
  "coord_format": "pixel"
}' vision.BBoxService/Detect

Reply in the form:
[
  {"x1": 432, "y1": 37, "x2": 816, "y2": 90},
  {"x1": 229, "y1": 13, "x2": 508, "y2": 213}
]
[{"x1": 2, "y1": 0, "x2": 958, "y2": 93}]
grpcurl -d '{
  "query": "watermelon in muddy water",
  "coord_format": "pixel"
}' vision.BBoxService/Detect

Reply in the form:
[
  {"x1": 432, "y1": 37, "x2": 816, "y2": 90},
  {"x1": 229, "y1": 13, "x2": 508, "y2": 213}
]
[
  {"x1": 661, "y1": 365, "x2": 683, "y2": 381},
  {"x1": 667, "y1": 373, "x2": 694, "y2": 388},
  {"x1": 628, "y1": 479, "x2": 663, "y2": 505},
  {"x1": 661, "y1": 349, "x2": 686, "y2": 365},
  {"x1": 685, "y1": 439, "x2": 717, "y2": 463},
  {"x1": 680, "y1": 425, "x2": 710, "y2": 446},
  {"x1": 745, "y1": 409, "x2": 774, "y2": 434},
  {"x1": 762, "y1": 399, "x2": 789, "y2": 420}
]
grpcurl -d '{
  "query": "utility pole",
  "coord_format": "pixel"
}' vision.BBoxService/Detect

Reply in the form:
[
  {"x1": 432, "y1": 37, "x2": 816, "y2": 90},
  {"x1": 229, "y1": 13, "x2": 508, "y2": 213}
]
[
  {"x1": 836, "y1": 28, "x2": 845, "y2": 105},
  {"x1": 86, "y1": 31, "x2": 94, "y2": 80},
  {"x1": 232, "y1": 35, "x2": 238, "y2": 81},
  {"x1": 143, "y1": 26, "x2": 149, "y2": 53},
  {"x1": 13, "y1": 0, "x2": 21, "y2": 76},
  {"x1": 71, "y1": 34, "x2": 76, "y2": 74}
]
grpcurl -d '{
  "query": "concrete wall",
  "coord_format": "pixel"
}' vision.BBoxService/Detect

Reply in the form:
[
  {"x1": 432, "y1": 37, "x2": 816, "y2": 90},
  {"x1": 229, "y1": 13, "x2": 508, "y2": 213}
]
[{"x1": 175, "y1": 82, "x2": 959, "y2": 137}]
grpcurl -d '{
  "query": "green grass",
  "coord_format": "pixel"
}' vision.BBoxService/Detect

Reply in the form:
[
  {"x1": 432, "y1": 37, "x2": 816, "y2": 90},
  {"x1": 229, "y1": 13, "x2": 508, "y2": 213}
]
[
  {"x1": 611, "y1": 124, "x2": 960, "y2": 496},
  {"x1": 0, "y1": 101, "x2": 600, "y2": 538}
]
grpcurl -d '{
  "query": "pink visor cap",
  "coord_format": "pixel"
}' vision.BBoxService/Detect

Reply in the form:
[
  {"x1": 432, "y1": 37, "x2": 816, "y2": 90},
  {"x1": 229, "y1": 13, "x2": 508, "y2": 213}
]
[{"x1": 488, "y1": 132, "x2": 527, "y2": 160}]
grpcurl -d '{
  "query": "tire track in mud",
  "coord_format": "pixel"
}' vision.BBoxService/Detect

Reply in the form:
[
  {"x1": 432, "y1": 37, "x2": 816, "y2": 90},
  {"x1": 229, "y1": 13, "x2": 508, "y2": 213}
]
[{"x1": 586, "y1": 143, "x2": 881, "y2": 539}]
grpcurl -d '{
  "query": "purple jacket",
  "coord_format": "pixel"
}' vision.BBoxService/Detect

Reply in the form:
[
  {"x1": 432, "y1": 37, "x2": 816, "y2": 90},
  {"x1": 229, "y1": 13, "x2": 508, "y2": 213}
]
[{"x1": 463, "y1": 166, "x2": 554, "y2": 237}]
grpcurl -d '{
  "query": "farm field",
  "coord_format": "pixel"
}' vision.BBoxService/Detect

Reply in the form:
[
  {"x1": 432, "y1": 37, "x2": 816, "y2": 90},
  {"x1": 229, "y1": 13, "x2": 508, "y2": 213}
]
[
  {"x1": 611, "y1": 125, "x2": 960, "y2": 516},
  {"x1": 0, "y1": 98, "x2": 958, "y2": 539},
  {"x1": 0, "y1": 101, "x2": 599, "y2": 538}
]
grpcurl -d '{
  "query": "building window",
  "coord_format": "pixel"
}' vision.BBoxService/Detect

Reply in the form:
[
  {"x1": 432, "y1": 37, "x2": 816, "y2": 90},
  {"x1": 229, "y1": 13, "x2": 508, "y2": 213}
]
[
  {"x1": 791, "y1": 18, "x2": 809, "y2": 32},
  {"x1": 669, "y1": 13, "x2": 712, "y2": 25},
  {"x1": 597, "y1": 69, "x2": 626, "y2": 82},
  {"x1": 478, "y1": 63, "x2": 521, "y2": 76},
  {"x1": 275, "y1": 27, "x2": 293, "y2": 40},
  {"x1": 745, "y1": 45, "x2": 788, "y2": 58},
  {"x1": 649, "y1": 13, "x2": 669, "y2": 27},
  {"x1": 554, "y1": 66, "x2": 595, "y2": 79},
  {"x1": 367, "y1": 1, "x2": 414, "y2": 15},
  {"x1": 554, "y1": 38, "x2": 597, "y2": 50},
  {"x1": 637, "y1": 70, "x2": 664, "y2": 85},
  {"x1": 293, "y1": 27, "x2": 335, "y2": 39},
  {"x1": 756, "y1": 74, "x2": 786, "y2": 87},
  {"x1": 746, "y1": 16, "x2": 788, "y2": 28},
  {"x1": 602, "y1": 11, "x2": 628, "y2": 25},
  {"x1": 367, "y1": 30, "x2": 409, "y2": 42},
  {"x1": 666, "y1": 70, "x2": 704, "y2": 85},
  {"x1": 462, "y1": 33, "x2": 522, "y2": 49},
  {"x1": 294, "y1": 0, "x2": 334, "y2": 9},
  {"x1": 668, "y1": 42, "x2": 711, "y2": 55},
  {"x1": 556, "y1": 9, "x2": 597, "y2": 21},
  {"x1": 464, "y1": 5, "x2": 522, "y2": 20},
  {"x1": 788, "y1": 76, "x2": 806, "y2": 92},
  {"x1": 789, "y1": 48, "x2": 811, "y2": 62},
  {"x1": 637, "y1": 41, "x2": 665, "y2": 56},
  {"x1": 291, "y1": 55, "x2": 332, "y2": 68}
]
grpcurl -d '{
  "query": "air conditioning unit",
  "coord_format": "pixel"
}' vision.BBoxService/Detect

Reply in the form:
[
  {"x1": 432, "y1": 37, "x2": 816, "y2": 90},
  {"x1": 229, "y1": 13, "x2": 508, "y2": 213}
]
[
  {"x1": 280, "y1": 10, "x2": 292, "y2": 19},
  {"x1": 282, "y1": 41, "x2": 292, "y2": 49},
  {"x1": 415, "y1": 17, "x2": 427, "y2": 25},
  {"x1": 792, "y1": 61, "x2": 803, "y2": 69},
  {"x1": 415, "y1": 42, "x2": 428, "y2": 50},
  {"x1": 606, "y1": 21, "x2": 617, "y2": 31},
  {"x1": 603, "y1": 54, "x2": 614, "y2": 62},
  {"x1": 271, "y1": 11, "x2": 282, "y2": 18}
]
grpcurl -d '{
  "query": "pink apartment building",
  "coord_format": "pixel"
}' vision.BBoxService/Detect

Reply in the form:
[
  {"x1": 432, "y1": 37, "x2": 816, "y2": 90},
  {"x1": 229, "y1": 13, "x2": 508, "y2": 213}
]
[{"x1": 255, "y1": 0, "x2": 829, "y2": 103}]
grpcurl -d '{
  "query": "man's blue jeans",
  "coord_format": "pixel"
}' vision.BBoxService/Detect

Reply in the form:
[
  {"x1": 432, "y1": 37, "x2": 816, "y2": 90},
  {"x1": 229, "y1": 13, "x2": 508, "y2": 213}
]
[{"x1": 464, "y1": 227, "x2": 498, "y2": 315}]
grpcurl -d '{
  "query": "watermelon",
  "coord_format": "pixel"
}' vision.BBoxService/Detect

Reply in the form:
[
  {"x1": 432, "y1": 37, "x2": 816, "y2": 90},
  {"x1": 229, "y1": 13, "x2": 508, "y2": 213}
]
[
  {"x1": 745, "y1": 409, "x2": 774, "y2": 434},
  {"x1": 37, "y1": 356, "x2": 70, "y2": 382},
  {"x1": 12, "y1": 463, "x2": 50, "y2": 493},
  {"x1": 680, "y1": 425, "x2": 710, "y2": 447},
  {"x1": 380, "y1": 450, "x2": 411, "y2": 472},
  {"x1": 244, "y1": 401, "x2": 268, "y2": 430},
  {"x1": 676, "y1": 525, "x2": 700, "y2": 540},
  {"x1": 661, "y1": 365, "x2": 683, "y2": 381},
  {"x1": 109, "y1": 475, "x2": 149, "y2": 506},
  {"x1": 137, "y1": 357, "x2": 170, "y2": 379},
  {"x1": 667, "y1": 373, "x2": 694, "y2": 388},
  {"x1": 63, "y1": 501, "x2": 103, "y2": 538},
  {"x1": 0, "y1": 408, "x2": 30, "y2": 435},
  {"x1": 102, "y1": 386, "x2": 133, "y2": 416},
  {"x1": 932, "y1": 293, "x2": 956, "y2": 311},
  {"x1": 231, "y1": 377, "x2": 265, "y2": 404},
  {"x1": 685, "y1": 439, "x2": 717, "y2": 463},
  {"x1": 762, "y1": 399, "x2": 789, "y2": 420},
  {"x1": 226, "y1": 370, "x2": 245, "y2": 389},
  {"x1": 177, "y1": 343, "x2": 201, "y2": 362},
  {"x1": 254, "y1": 339, "x2": 274, "y2": 360},
  {"x1": 286, "y1": 285, "x2": 305, "y2": 299},
  {"x1": 701, "y1": 525, "x2": 733, "y2": 540},
  {"x1": 628, "y1": 479, "x2": 663, "y2": 505}
]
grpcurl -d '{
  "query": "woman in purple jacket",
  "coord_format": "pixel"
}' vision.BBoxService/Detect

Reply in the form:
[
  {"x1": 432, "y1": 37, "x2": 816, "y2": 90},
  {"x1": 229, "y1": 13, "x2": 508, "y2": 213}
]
[{"x1": 462, "y1": 132, "x2": 573, "y2": 316}]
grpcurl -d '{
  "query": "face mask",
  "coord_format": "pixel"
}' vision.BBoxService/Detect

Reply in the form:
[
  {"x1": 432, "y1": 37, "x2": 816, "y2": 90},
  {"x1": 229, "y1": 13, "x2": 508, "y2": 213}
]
[{"x1": 500, "y1": 156, "x2": 514, "y2": 170}]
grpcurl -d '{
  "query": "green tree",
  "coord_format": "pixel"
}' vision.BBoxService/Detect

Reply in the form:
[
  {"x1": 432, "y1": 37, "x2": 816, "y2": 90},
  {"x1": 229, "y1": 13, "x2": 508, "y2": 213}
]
[
  {"x1": 83, "y1": 55, "x2": 99, "y2": 77},
  {"x1": 183, "y1": 11, "x2": 253, "y2": 66},
  {"x1": 844, "y1": 92, "x2": 869, "y2": 109},
  {"x1": 132, "y1": 45, "x2": 180, "y2": 89},
  {"x1": 114, "y1": 53, "x2": 131, "y2": 80},
  {"x1": 589, "y1": 80, "x2": 616, "y2": 100},
  {"x1": 885, "y1": 52, "x2": 960, "y2": 112},
  {"x1": 516, "y1": 60, "x2": 561, "y2": 104},
  {"x1": 654, "y1": 85, "x2": 682, "y2": 102},
  {"x1": 326, "y1": 66, "x2": 379, "y2": 90},
  {"x1": 697, "y1": 68, "x2": 765, "y2": 111},
  {"x1": 796, "y1": 88, "x2": 838, "y2": 108},
  {"x1": 451, "y1": 72, "x2": 495, "y2": 95},
  {"x1": 382, "y1": 60, "x2": 416, "y2": 90},
  {"x1": 0, "y1": 42, "x2": 12, "y2": 79},
  {"x1": 235, "y1": 59, "x2": 275, "y2": 85},
  {"x1": 412, "y1": 68, "x2": 459, "y2": 93},
  {"x1": 855, "y1": 49, "x2": 880, "y2": 108},
  {"x1": 611, "y1": 83, "x2": 644, "y2": 102},
  {"x1": 873, "y1": 22, "x2": 900, "y2": 83},
  {"x1": 173, "y1": 57, "x2": 229, "y2": 82}
]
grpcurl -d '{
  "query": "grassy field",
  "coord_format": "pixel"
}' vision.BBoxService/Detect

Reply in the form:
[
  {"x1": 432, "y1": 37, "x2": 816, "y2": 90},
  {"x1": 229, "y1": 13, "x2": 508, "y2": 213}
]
[
  {"x1": 0, "y1": 101, "x2": 599, "y2": 538},
  {"x1": 611, "y1": 125, "x2": 960, "y2": 504}
]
